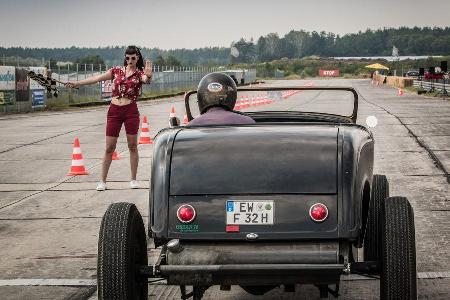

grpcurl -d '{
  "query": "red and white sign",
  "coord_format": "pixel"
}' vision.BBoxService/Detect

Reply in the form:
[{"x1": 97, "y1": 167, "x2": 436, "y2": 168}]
[{"x1": 319, "y1": 70, "x2": 340, "y2": 77}]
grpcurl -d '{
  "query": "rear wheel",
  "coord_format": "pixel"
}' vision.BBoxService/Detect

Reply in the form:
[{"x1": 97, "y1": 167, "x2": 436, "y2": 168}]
[
  {"x1": 364, "y1": 174, "x2": 389, "y2": 262},
  {"x1": 380, "y1": 197, "x2": 417, "y2": 300},
  {"x1": 98, "y1": 202, "x2": 148, "y2": 300}
]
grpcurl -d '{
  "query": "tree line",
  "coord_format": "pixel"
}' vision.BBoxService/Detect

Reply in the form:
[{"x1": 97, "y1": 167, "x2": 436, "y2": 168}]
[
  {"x1": 1, "y1": 27, "x2": 449, "y2": 67},
  {"x1": 232, "y1": 26, "x2": 450, "y2": 63}
]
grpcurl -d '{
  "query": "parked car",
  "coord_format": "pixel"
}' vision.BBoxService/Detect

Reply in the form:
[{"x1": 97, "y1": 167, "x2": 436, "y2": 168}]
[
  {"x1": 97, "y1": 86, "x2": 417, "y2": 300},
  {"x1": 405, "y1": 70, "x2": 420, "y2": 77}
]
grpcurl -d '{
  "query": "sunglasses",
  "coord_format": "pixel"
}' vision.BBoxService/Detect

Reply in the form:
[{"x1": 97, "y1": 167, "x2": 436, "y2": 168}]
[{"x1": 125, "y1": 56, "x2": 137, "y2": 61}]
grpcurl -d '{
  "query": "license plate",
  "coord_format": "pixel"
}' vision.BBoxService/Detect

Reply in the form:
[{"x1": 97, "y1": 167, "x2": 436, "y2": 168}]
[{"x1": 226, "y1": 200, "x2": 274, "y2": 225}]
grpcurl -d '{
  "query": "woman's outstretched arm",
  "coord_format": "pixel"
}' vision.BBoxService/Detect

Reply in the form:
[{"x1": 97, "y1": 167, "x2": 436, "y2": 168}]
[{"x1": 65, "y1": 69, "x2": 113, "y2": 88}]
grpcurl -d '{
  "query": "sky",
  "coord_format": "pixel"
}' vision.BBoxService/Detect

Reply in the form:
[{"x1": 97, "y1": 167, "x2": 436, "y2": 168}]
[{"x1": 1, "y1": 0, "x2": 449, "y2": 49}]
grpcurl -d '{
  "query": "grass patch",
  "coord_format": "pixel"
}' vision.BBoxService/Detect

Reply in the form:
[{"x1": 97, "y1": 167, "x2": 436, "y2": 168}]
[
  {"x1": 141, "y1": 87, "x2": 195, "y2": 99},
  {"x1": 283, "y1": 74, "x2": 303, "y2": 80}
]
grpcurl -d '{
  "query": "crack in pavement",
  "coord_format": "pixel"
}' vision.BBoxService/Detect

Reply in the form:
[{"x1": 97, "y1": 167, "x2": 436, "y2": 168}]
[
  {"x1": 0, "y1": 123, "x2": 104, "y2": 155},
  {"x1": 356, "y1": 88, "x2": 450, "y2": 184},
  {"x1": 0, "y1": 145, "x2": 146, "y2": 210}
]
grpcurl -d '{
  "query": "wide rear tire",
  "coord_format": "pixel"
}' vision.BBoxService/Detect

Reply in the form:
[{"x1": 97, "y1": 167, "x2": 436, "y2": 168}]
[
  {"x1": 380, "y1": 197, "x2": 417, "y2": 300},
  {"x1": 98, "y1": 202, "x2": 148, "y2": 300},
  {"x1": 364, "y1": 174, "x2": 389, "y2": 262}
]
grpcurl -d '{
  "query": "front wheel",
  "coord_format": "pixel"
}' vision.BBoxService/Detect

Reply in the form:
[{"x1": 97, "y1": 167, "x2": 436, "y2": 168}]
[
  {"x1": 98, "y1": 202, "x2": 148, "y2": 300},
  {"x1": 380, "y1": 197, "x2": 417, "y2": 300}
]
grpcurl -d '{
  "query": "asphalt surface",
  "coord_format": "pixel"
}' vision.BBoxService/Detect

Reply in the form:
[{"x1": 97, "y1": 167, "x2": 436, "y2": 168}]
[{"x1": 0, "y1": 79, "x2": 449, "y2": 299}]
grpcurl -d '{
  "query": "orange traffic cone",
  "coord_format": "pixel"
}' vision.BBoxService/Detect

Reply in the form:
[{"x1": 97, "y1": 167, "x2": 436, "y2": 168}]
[
  {"x1": 234, "y1": 100, "x2": 241, "y2": 110},
  {"x1": 182, "y1": 114, "x2": 189, "y2": 125},
  {"x1": 68, "y1": 137, "x2": 89, "y2": 175},
  {"x1": 138, "y1": 116, "x2": 153, "y2": 144},
  {"x1": 112, "y1": 151, "x2": 119, "y2": 160},
  {"x1": 242, "y1": 96, "x2": 249, "y2": 108},
  {"x1": 398, "y1": 88, "x2": 404, "y2": 96},
  {"x1": 169, "y1": 107, "x2": 176, "y2": 119}
]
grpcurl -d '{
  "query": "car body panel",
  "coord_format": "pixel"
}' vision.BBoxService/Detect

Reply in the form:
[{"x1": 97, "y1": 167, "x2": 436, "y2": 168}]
[
  {"x1": 149, "y1": 123, "x2": 374, "y2": 243},
  {"x1": 338, "y1": 125, "x2": 374, "y2": 242},
  {"x1": 170, "y1": 125, "x2": 338, "y2": 195},
  {"x1": 168, "y1": 194, "x2": 338, "y2": 239},
  {"x1": 146, "y1": 86, "x2": 378, "y2": 289}
]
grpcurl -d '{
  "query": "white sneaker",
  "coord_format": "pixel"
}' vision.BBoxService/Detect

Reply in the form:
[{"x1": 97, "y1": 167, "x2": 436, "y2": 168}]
[
  {"x1": 130, "y1": 180, "x2": 139, "y2": 189},
  {"x1": 96, "y1": 181, "x2": 107, "y2": 191}
]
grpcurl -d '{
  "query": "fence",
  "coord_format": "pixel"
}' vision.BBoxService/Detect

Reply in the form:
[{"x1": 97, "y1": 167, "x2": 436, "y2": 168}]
[
  {"x1": 1, "y1": 64, "x2": 256, "y2": 113},
  {"x1": 413, "y1": 79, "x2": 450, "y2": 95},
  {"x1": 52, "y1": 64, "x2": 256, "y2": 102}
]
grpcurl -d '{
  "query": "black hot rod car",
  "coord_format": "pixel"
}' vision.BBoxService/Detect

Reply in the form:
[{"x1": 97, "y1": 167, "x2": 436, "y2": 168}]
[{"x1": 97, "y1": 86, "x2": 416, "y2": 299}]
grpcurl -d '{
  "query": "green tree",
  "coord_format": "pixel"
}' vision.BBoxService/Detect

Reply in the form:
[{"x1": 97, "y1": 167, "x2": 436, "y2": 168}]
[
  {"x1": 257, "y1": 33, "x2": 281, "y2": 61},
  {"x1": 154, "y1": 55, "x2": 165, "y2": 66},
  {"x1": 232, "y1": 39, "x2": 257, "y2": 63},
  {"x1": 1, "y1": 26, "x2": 450, "y2": 66},
  {"x1": 75, "y1": 54, "x2": 105, "y2": 65},
  {"x1": 165, "y1": 55, "x2": 182, "y2": 67}
]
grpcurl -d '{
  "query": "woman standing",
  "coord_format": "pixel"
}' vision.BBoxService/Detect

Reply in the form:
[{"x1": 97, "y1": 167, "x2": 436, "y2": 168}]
[{"x1": 65, "y1": 46, "x2": 152, "y2": 191}]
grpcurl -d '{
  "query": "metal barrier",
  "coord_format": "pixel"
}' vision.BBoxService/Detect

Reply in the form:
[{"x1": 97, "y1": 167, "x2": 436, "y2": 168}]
[
  {"x1": 413, "y1": 79, "x2": 449, "y2": 94},
  {"x1": 1, "y1": 64, "x2": 256, "y2": 114},
  {"x1": 52, "y1": 65, "x2": 256, "y2": 103}
]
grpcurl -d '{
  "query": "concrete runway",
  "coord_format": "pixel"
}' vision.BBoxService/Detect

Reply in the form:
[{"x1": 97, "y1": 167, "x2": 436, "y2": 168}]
[{"x1": 0, "y1": 79, "x2": 449, "y2": 299}]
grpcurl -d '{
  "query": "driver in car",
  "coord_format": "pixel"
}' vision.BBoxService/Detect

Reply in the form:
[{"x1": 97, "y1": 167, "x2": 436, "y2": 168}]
[{"x1": 187, "y1": 73, "x2": 255, "y2": 126}]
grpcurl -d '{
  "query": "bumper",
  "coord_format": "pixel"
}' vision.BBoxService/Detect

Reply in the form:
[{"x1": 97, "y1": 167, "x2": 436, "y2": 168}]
[
  {"x1": 167, "y1": 241, "x2": 339, "y2": 264},
  {"x1": 157, "y1": 264, "x2": 344, "y2": 285},
  {"x1": 146, "y1": 241, "x2": 345, "y2": 285}
]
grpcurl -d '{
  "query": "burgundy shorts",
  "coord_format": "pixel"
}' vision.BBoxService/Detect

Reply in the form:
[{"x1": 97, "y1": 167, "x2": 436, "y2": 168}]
[{"x1": 106, "y1": 102, "x2": 140, "y2": 137}]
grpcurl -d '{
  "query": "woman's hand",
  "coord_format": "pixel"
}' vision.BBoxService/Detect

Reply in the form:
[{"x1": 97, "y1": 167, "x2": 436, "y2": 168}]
[
  {"x1": 144, "y1": 60, "x2": 153, "y2": 77},
  {"x1": 65, "y1": 81, "x2": 79, "y2": 89}
]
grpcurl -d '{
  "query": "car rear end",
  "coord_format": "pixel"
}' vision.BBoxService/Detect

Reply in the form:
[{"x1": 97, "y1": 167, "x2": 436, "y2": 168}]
[{"x1": 150, "y1": 124, "x2": 348, "y2": 286}]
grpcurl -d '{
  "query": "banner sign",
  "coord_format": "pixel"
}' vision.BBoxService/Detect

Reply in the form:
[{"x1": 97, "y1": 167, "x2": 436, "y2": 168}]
[
  {"x1": 0, "y1": 66, "x2": 16, "y2": 105},
  {"x1": 15, "y1": 67, "x2": 30, "y2": 102},
  {"x1": 319, "y1": 69, "x2": 340, "y2": 77},
  {"x1": 101, "y1": 80, "x2": 113, "y2": 101},
  {"x1": 28, "y1": 67, "x2": 47, "y2": 108},
  {"x1": 31, "y1": 90, "x2": 45, "y2": 108}
]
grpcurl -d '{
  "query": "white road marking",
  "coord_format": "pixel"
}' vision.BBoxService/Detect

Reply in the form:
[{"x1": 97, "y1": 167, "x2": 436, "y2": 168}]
[
  {"x1": 0, "y1": 272, "x2": 450, "y2": 286},
  {"x1": 0, "y1": 279, "x2": 96, "y2": 286},
  {"x1": 341, "y1": 271, "x2": 450, "y2": 281}
]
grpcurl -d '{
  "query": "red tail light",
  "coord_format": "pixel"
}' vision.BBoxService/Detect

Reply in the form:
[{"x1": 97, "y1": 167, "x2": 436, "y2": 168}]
[
  {"x1": 177, "y1": 204, "x2": 196, "y2": 223},
  {"x1": 309, "y1": 203, "x2": 328, "y2": 222}
]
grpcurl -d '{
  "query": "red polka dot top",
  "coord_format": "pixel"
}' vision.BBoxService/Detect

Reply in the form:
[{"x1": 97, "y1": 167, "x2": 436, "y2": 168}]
[{"x1": 111, "y1": 66, "x2": 144, "y2": 101}]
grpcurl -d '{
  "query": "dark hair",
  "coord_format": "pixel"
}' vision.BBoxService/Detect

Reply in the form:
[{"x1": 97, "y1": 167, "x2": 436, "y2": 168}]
[{"x1": 123, "y1": 45, "x2": 144, "y2": 70}]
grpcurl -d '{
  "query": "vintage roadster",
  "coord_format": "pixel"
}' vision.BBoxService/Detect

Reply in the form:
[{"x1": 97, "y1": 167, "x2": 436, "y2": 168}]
[{"x1": 97, "y1": 85, "x2": 416, "y2": 299}]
